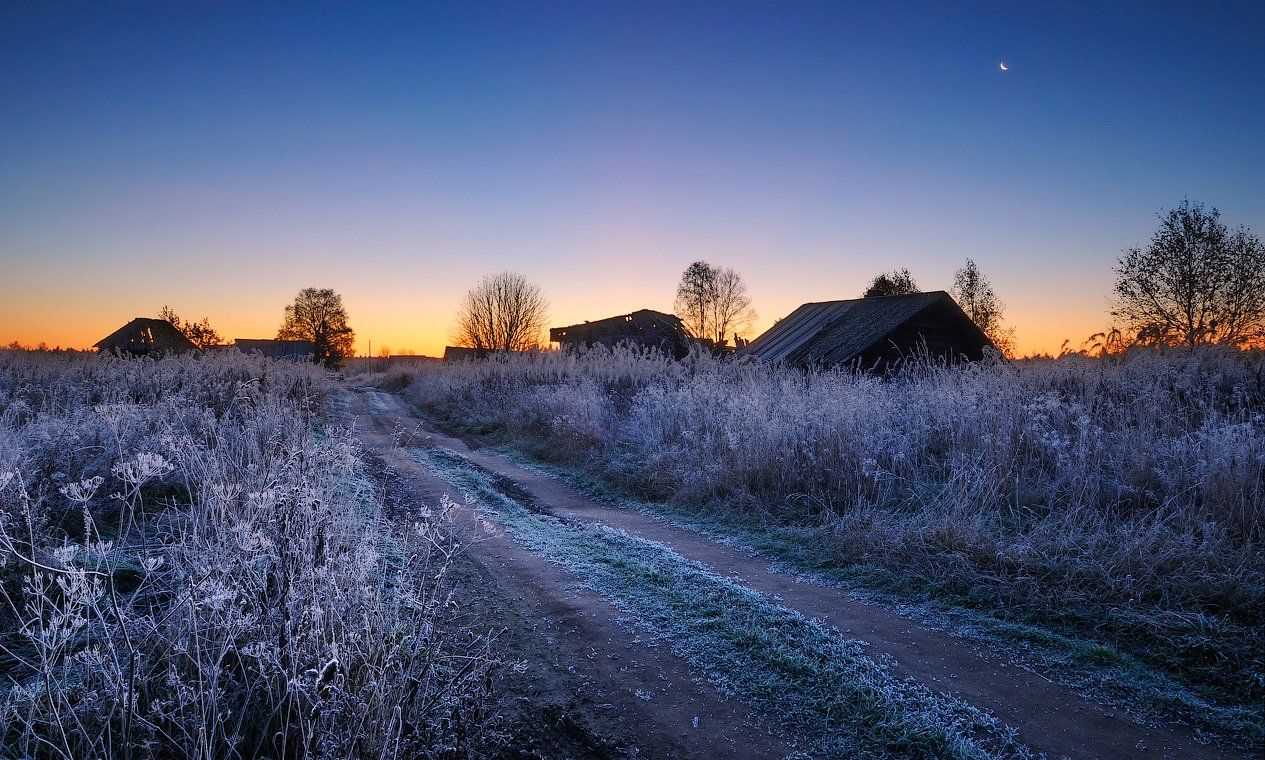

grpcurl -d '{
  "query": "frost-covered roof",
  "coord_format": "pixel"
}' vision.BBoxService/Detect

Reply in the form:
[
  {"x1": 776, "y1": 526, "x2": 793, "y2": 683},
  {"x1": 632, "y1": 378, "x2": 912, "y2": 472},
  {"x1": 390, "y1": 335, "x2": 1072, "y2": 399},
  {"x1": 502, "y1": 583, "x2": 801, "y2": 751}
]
[
  {"x1": 94, "y1": 318, "x2": 199, "y2": 355},
  {"x1": 741, "y1": 291, "x2": 992, "y2": 367}
]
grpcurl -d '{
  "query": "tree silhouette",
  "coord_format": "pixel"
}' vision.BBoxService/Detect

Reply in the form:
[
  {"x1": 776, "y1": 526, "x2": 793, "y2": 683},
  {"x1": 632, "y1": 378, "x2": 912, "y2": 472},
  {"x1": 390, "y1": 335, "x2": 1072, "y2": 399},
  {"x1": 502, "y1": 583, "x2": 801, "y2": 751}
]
[
  {"x1": 277, "y1": 288, "x2": 356, "y2": 368},
  {"x1": 950, "y1": 259, "x2": 1015, "y2": 356},
  {"x1": 1113, "y1": 199, "x2": 1265, "y2": 348},
  {"x1": 453, "y1": 272, "x2": 549, "y2": 353},
  {"x1": 673, "y1": 261, "x2": 756, "y2": 347},
  {"x1": 158, "y1": 305, "x2": 223, "y2": 349},
  {"x1": 862, "y1": 269, "x2": 919, "y2": 297}
]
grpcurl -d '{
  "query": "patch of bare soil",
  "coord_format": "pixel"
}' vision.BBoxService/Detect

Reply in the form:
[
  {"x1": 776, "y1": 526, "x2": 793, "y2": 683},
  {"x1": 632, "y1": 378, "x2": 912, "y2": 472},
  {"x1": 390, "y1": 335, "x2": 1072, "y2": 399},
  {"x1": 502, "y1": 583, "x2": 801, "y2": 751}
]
[
  {"x1": 352, "y1": 385, "x2": 1254, "y2": 760},
  {"x1": 351, "y1": 389, "x2": 793, "y2": 759}
]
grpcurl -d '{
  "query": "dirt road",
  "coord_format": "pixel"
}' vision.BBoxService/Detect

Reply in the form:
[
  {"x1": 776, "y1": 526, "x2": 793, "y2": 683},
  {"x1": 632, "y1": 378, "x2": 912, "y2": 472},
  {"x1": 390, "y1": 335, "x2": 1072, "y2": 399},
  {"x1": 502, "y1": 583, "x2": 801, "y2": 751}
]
[
  {"x1": 350, "y1": 386, "x2": 1250, "y2": 759},
  {"x1": 351, "y1": 388, "x2": 794, "y2": 759}
]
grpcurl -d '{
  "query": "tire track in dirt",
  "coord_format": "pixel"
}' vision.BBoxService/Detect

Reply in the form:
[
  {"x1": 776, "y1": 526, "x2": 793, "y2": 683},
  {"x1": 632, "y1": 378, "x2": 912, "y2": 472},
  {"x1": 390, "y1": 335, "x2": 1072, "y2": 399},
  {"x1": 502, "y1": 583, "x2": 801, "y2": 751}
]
[
  {"x1": 355, "y1": 386, "x2": 1252, "y2": 760},
  {"x1": 349, "y1": 389, "x2": 795, "y2": 759}
]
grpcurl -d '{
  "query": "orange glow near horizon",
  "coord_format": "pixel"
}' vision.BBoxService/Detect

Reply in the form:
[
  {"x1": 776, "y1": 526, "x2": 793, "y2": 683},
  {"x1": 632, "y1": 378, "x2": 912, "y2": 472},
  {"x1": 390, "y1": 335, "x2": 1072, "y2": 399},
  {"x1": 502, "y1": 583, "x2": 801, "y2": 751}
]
[
  {"x1": 3, "y1": 4, "x2": 1262, "y2": 362},
  {"x1": 0, "y1": 267, "x2": 1110, "y2": 359}
]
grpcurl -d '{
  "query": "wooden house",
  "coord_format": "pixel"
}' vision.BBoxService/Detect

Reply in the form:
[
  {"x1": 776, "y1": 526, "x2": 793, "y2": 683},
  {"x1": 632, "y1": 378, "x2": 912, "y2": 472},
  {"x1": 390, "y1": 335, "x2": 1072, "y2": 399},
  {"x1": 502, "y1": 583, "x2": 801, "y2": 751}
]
[
  {"x1": 741, "y1": 291, "x2": 994, "y2": 370},
  {"x1": 550, "y1": 309, "x2": 690, "y2": 358},
  {"x1": 233, "y1": 339, "x2": 313, "y2": 361},
  {"x1": 94, "y1": 318, "x2": 198, "y2": 356}
]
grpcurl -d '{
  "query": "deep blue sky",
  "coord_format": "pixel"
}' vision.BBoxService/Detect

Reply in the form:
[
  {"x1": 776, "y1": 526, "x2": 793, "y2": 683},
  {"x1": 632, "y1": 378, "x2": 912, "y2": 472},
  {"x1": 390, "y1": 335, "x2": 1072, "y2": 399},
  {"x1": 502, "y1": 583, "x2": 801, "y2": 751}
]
[{"x1": 2, "y1": 1, "x2": 1263, "y2": 353}]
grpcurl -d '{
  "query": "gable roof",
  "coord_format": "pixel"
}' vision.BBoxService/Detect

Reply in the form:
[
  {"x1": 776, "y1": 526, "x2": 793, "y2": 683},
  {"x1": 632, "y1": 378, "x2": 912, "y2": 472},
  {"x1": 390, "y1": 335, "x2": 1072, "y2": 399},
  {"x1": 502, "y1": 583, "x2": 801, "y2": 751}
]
[
  {"x1": 550, "y1": 309, "x2": 685, "y2": 343},
  {"x1": 742, "y1": 291, "x2": 993, "y2": 367},
  {"x1": 94, "y1": 318, "x2": 199, "y2": 355},
  {"x1": 233, "y1": 339, "x2": 313, "y2": 359}
]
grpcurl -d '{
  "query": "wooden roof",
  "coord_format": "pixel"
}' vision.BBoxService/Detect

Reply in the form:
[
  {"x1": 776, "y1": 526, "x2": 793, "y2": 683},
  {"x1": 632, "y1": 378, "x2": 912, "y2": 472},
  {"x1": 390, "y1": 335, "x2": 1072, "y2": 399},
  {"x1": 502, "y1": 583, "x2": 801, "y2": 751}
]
[
  {"x1": 741, "y1": 291, "x2": 993, "y2": 368},
  {"x1": 550, "y1": 309, "x2": 687, "y2": 350},
  {"x1": 94, "y1": 318, "x2": 198, "y2": 355}
]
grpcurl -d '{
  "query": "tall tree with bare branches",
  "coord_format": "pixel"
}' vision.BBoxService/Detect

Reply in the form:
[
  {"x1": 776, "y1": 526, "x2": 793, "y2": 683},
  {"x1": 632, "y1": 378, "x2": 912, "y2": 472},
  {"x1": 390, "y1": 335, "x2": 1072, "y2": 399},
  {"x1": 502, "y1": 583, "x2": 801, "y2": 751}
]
[
  {"x1": 454, "y1": 272, "x2": 549, "y2": 353},
  {"x1": 277, "y1": 288, "x2": 355, "y2": 368},
  {"x1": 1113, "y1": 200, "x2": 1265, "y2": 348},
  {"x1": 672, "y1": 261, "x2": 756, "y2": 347}
]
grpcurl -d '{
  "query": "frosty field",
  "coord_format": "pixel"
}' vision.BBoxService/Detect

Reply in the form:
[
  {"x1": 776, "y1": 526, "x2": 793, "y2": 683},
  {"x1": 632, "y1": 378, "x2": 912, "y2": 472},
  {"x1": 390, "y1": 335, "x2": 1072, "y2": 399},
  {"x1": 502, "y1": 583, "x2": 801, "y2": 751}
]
[
  {"x1": 385, "y1": 346, "x2": 1265, "y2": 746},
  {"x1": 2, "y1": 347, "x2": 1262, "y2": 758},
  {"x1": 0, "y1": 352, "x2": 498, "y2": 758}
]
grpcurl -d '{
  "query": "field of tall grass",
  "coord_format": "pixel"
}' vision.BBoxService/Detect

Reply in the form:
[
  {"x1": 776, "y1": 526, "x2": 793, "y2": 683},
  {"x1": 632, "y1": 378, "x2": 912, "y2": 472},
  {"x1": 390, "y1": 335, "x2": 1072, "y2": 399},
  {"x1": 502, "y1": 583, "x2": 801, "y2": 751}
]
[
  {"x1": 0, "y1": 351, "x2": 498, "y2": 758},
  {"x1": 388, "y1": 346, "x2": 1264, "y2": 738}
]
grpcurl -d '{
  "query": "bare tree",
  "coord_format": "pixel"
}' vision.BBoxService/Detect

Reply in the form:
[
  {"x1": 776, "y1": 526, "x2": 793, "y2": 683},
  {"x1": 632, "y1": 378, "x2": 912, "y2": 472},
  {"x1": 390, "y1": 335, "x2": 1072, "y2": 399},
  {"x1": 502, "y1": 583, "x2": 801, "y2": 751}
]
[
  {"x1": 673, "y1": 261, "x2": 756, "y2": 346},
  {"x1": 863, "y1": 269, "x2": 919, "y2": 297},
  {"x1": 710, "y1": 266, "x2": 756, "y2": 347},
  {"x1": 1113, "y1": 200, "x2": 1265, "y2": 348},
  {"x1": 454, "y1": 272, "x2": 549, "y2": 353},
  {"x1": 158, "y1": 305, "x2": 223, "y2": 349},
  {"x1": 950, "y1": 259, "x2": 1016, "y2": 356},
  {"x1": 277, "y1": 288, "x2": 356, "y2": 368}
]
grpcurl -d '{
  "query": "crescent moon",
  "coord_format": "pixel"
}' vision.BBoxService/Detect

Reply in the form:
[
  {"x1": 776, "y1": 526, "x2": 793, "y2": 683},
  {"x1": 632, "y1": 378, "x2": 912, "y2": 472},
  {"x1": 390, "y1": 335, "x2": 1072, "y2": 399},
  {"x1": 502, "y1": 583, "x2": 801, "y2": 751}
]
[{"x1": 999, "y1": 62, "x2": 1009, "y2": 71}]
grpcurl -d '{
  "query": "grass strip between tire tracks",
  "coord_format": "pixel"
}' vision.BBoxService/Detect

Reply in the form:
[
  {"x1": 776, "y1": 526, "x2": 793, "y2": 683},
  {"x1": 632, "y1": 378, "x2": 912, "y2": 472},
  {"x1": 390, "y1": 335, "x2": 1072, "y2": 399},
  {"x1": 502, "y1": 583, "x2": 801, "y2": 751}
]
[{"x1": 409, "y1": 445, "x2": 1035, "y2": 760}]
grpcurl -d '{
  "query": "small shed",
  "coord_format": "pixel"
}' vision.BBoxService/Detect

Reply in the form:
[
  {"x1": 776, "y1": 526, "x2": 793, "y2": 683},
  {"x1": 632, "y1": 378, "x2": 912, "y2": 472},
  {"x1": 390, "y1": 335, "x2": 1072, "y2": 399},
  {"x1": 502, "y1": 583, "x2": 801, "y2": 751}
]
[
  {"x1": 233, "y1": 339, "x2": 313, "y2": 361},
  {"x1": 389, "y1": 354, "x2": 441, "y2": 364},
  {"x1": 741, "y1": 291, "x2": 994, "y2": 369},
  {"x1": 94, "y1": 318, "x2": 198, "y2": 356},
  {"x1": 550, "y1": 309, "x2": 690, "y2": 358},
  {"x1": 443, "y1": 346, "x2": 483, "y2": 362},
  {"x1": 442, "y1": 346, "x2": 532, "y2": 362}
]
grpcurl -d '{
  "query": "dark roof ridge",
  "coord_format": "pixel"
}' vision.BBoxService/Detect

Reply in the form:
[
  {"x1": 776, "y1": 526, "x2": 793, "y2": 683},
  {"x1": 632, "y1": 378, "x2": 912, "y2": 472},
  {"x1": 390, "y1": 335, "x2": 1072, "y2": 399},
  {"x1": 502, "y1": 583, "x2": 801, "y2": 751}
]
[{"x1": 552, "y1": 308, "x2": 682, "y2": 333}]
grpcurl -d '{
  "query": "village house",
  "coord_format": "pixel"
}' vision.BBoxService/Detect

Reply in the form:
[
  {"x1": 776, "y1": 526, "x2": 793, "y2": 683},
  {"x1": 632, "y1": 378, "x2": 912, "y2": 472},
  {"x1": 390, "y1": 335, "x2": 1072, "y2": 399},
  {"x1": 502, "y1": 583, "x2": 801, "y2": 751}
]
[
  {"x1": 741, "y1": 291, "x2": 994, "y2": 370},
  {"x1": 550, "y1": 309, "x2": 691, "y2": 358},
  {"x1": 93, "y1": 318, "x2": 199, "y2": 356},
  {"x1": 232, "y1": 339, "x2": 313, "y2": 360}
]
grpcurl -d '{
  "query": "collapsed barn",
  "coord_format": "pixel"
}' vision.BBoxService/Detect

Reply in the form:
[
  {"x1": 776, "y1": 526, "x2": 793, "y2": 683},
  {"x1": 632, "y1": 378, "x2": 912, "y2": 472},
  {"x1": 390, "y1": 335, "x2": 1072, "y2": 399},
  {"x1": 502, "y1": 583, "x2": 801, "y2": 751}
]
[
  {"x1": 94, "y1": 318, "x2": 199, "y2": 356},
  {"x1": 741, "y1": 291, "x2": 994, "y2": 370},
  {"x1": 550, "y1": 309, "x2": 690, "y2": 358}
]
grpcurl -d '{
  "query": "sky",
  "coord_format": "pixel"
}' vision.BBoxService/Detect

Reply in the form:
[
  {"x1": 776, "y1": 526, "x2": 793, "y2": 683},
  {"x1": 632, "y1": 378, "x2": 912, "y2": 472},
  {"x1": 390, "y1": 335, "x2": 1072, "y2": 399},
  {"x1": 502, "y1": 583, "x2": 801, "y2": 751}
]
[{"x1": 2, "y1": 1, "x2": 1263, "y2": 356}]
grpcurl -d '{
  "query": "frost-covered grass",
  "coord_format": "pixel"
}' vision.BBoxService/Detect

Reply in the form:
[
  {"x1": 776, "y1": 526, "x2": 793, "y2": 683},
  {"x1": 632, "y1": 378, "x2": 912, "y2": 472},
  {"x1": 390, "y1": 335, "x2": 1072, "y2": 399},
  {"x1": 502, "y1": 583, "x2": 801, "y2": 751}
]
[
  {"x1": 414, "y1": 444, "x2": 1033, "y2": 759},
  {"x1": 0, "y1": 351, "x2": 499, "y2": 758},
  {"x1": 385, "y1": 346, "x2": 1265, "y2": 742},
  {"x1": 498, "y1": 449, "x2": 1260, "y2": 744}
]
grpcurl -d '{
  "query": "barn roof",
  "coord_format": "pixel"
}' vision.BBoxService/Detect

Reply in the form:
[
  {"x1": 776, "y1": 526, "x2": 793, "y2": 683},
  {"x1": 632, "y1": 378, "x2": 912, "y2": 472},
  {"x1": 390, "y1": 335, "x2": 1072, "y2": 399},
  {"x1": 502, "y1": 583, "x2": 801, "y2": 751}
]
[
  {"x1": 233, "y1": 339, "x2": 313, "y2": 360},
  {"x1": 550, "y1": 309, "x2": 684, "y2": 342},
  {"x1": 742, "y1": 291, "x2": 993, "y2": 367},
  {"x1": 94, "y1": 318, "x2": 199, "y2": 355}
]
